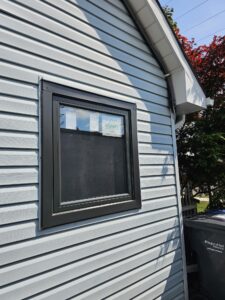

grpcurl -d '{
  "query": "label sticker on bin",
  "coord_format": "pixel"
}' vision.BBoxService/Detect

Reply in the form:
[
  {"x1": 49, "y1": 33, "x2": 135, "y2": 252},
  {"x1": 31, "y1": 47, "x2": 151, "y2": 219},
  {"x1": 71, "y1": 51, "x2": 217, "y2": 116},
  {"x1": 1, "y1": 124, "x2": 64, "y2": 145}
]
[{"x1": 204, "y1": 239, "x2": 225, "y2": 254}]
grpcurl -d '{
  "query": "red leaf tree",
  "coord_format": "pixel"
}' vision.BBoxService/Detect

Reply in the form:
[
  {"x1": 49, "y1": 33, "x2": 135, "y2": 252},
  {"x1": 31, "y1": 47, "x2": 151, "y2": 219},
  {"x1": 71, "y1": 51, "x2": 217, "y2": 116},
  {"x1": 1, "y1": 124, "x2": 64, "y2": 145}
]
[
  {"x1": 175, "y1": 29, "x2": 225, "y2": 100},
  {"x1": 164, "y1": 6, "x2": 225, "y2": 209}
]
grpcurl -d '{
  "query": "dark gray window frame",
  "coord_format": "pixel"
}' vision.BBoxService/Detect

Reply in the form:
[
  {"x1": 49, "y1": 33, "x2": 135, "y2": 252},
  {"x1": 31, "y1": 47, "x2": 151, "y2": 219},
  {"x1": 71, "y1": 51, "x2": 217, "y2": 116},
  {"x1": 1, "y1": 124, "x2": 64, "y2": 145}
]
[{"x1": 41, "y1": 80, "x2": 141, "y2": 229}]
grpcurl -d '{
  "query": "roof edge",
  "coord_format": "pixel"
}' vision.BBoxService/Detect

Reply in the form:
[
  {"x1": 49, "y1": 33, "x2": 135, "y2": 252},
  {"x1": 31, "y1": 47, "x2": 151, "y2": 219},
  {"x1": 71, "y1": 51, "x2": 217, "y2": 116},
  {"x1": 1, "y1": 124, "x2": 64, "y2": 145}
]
[
  {"x1": 155, "y1": 0, "x2": 207, "y2": 96},
  {"x1": 123, "y1": 0, "x2": 206, "y2": 115}
]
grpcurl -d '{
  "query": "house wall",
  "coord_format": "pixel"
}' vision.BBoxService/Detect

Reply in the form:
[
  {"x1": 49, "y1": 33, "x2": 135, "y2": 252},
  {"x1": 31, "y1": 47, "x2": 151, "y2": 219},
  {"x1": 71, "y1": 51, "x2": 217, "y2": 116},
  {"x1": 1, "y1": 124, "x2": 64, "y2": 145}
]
[{"x1": 0, "y1": 0, "x2": 186, "y2": 299}]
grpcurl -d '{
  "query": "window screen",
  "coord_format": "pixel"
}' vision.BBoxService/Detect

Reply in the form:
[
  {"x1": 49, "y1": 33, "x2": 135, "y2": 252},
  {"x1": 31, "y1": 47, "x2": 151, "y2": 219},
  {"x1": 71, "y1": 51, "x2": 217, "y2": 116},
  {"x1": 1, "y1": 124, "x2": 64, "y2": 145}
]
[{"x1": 60, "y1": 106, "x2": 128, "y2": 203}]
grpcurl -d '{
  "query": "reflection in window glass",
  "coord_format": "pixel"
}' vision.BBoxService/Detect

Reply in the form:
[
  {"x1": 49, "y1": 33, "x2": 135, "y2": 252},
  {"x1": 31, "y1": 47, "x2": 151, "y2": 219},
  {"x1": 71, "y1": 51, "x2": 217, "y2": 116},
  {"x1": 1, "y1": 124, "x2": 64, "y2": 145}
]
[
  {"x1": 60, "y1": 106, "x2": 76, "y2": 130},
  {"x1": 90, "y1": 111, "x2": 99, "y2": 132},
  {"x1": 76, "y1": 109, "x2": 90, "y2": 132},
  {"x1": 60, "y1": 105, "x2": 124, "y2": 137},
  {"x1": 101, "y1": 113, "x2": 124, "y2": 137}
]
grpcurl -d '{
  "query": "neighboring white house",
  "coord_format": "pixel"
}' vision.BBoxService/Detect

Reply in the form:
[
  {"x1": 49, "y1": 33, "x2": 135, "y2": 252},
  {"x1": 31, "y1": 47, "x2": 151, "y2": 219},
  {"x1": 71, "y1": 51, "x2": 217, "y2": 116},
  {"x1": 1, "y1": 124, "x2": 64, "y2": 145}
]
[{"x1": 0, "y1": 0, "x2": 206, "y2": 299}]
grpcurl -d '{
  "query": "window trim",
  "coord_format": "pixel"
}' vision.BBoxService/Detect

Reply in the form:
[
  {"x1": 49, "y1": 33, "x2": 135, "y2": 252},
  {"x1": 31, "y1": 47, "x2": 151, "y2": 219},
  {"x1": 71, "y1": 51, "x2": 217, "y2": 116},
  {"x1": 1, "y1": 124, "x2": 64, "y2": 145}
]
[{"x1": 41, "y1": 81, "x2": 141, "y2": 229}]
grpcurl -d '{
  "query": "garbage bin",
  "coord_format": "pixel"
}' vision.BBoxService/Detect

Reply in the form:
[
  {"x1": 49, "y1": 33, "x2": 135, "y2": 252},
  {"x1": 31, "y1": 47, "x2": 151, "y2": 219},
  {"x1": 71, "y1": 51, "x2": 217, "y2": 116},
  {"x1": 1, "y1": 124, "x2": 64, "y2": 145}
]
[{"x1": 185, "y1": 213, "x2": 225, "y2": 300}]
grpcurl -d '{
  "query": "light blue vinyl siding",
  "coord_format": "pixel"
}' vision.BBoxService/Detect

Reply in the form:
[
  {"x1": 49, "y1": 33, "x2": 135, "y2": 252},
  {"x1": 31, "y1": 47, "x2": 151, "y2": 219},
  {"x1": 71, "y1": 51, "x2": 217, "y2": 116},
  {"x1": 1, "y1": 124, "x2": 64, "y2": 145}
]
[{"x1": 0, "y1": 0, "x2": 185, "y2": 299}]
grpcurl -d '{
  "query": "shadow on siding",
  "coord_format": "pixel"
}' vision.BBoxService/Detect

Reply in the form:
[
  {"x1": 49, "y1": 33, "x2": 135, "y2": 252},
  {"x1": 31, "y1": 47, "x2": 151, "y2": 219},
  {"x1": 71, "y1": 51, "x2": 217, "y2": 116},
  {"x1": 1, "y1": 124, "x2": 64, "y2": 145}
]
[{"x1": 68, "y1": 0, "x2": 183, "y2": 298}]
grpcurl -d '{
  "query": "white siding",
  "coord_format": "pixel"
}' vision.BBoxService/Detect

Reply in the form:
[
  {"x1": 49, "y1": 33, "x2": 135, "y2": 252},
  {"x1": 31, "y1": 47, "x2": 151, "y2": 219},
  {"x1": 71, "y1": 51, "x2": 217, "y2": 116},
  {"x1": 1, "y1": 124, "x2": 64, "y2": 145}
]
[{"x1": 0, "y1": 0, "x2": 185, "y2": 299}]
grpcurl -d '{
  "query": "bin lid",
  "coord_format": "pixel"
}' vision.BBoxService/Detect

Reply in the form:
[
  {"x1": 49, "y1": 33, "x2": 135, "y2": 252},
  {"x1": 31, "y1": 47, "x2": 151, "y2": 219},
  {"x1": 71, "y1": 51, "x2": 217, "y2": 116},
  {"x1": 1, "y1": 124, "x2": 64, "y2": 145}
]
[
  {"x1": 185, "y1": 213, "x2": 225, "y2": 231},
  {"x1": 207, "y1": 209, "x2": 225, "y2": 217}
]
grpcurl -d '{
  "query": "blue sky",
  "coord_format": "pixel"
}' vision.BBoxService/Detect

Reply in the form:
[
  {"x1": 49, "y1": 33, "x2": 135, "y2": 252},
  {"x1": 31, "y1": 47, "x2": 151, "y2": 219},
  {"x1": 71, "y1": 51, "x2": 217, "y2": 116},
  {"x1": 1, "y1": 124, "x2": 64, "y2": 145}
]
[{"x1": 159, "y1": 0, "x2": 225, "y2": 46}]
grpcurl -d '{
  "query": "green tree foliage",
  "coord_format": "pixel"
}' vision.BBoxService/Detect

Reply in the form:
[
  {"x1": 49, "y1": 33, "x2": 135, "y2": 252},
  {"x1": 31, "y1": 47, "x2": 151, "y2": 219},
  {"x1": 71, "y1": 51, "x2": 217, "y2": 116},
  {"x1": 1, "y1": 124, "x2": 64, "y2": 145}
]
[
  {"x1": 163, "y1": 6, "x2": 225, "y2": 209},
  {"x1": 163, "y1": 6, "x2": 178, "y2": 30}
]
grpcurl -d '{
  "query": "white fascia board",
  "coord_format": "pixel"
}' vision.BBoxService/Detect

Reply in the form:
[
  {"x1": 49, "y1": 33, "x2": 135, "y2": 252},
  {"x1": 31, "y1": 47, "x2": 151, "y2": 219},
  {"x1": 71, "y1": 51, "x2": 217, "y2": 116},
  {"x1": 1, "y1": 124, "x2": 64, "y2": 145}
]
[{"x1": 127, "y1": 0, "x2": 206, "y2": 115}]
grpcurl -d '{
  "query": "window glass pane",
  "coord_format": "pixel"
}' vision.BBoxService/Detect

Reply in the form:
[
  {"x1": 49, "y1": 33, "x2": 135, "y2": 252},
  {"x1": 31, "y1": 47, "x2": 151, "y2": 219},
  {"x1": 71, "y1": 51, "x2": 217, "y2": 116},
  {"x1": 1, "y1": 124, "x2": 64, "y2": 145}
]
[
  {"x1": 60, "y1": 105, "x2": 124, "y2": 137},
  {"x1": 59, "y1": 105, "x2": 128, "y2": 203},
  {"x1": 60, "y1": 106, "x2": 77, "y2": 130},
  {"x1": 101, "y1": 113, "x2": 124, "y2": 137}
]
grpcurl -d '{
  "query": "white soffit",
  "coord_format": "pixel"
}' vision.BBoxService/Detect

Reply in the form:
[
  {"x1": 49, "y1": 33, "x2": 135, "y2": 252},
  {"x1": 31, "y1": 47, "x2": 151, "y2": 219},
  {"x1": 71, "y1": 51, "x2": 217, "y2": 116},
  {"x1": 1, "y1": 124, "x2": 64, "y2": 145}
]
[{"x1": 127, "y1": 0, "x2": 206, "y2": 115}]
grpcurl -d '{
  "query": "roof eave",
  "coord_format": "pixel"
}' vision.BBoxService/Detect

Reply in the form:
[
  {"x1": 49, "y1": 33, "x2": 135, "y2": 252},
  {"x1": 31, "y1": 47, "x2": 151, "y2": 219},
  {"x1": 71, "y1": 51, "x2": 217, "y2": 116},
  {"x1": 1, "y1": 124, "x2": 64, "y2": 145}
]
[{"x1": 125, "y1": 0, "x2": 207, "y2": 115}]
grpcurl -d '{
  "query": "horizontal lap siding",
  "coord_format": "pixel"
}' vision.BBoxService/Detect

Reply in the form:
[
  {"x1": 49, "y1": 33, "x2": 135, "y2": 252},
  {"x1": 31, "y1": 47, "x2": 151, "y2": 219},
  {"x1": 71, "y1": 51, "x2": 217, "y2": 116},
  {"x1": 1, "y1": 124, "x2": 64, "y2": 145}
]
[{"x1": 0, "y1": 0, "x2": 185, "y2": 299}]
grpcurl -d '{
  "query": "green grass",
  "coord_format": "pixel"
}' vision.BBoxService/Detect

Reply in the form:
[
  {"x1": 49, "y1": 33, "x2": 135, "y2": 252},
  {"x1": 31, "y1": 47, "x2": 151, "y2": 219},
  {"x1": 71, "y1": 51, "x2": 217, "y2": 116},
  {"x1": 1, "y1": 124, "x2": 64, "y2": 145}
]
[{"x1": 197, "y1": 201, "x2": 208, "y2": 213}]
